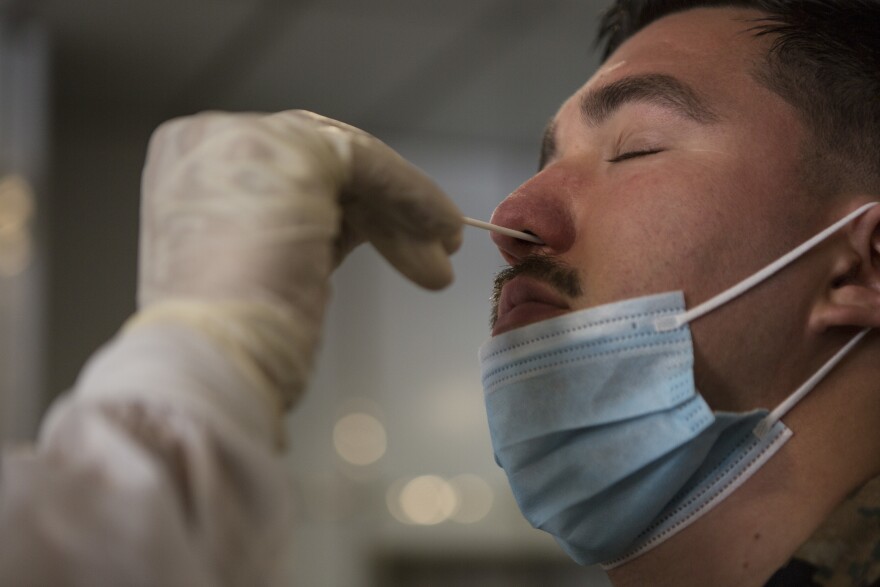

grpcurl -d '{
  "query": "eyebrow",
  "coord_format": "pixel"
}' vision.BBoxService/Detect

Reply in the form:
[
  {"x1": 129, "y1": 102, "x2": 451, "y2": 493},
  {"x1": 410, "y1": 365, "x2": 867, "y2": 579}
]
[
  {"x1": 580, "y1": 73, "x2": 719, "y2": 127},
  {"x1": 538, "y1": 73, "x2": 718, "y2": 170}
]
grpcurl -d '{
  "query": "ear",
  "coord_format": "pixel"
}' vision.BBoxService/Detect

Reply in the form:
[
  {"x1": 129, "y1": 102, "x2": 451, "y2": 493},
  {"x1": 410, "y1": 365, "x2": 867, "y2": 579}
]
[{"x1": 810, "y1": 202, "x2": 880, "y2": 332}]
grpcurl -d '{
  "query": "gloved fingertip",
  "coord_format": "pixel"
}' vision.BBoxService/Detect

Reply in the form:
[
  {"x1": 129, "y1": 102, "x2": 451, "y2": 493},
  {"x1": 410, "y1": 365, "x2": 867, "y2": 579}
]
[
  {"x1": 418, "y1": 257, "x2": 454, "y2": 290},
  {"x1": 444, "y1": 227, "x2": 464, "y2": 255},
  {"x1": 408, "y1": 244, "x2": 455, "y2": 290},
  {"x1": 378, "y1": 240, "x2": 455, "y2": 290}
]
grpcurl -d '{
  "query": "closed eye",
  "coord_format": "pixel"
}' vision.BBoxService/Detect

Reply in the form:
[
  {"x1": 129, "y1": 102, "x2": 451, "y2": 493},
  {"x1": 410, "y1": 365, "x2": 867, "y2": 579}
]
[{"x1": 607, "y1": 148, "x2": 664, "y2": 163}]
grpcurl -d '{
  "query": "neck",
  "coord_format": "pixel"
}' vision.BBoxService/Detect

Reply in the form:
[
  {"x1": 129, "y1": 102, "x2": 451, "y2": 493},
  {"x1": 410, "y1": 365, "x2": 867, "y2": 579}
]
[
  {"x1": 606, "y1": 442, "x2": 827, "y2": 587},
  {"x1": 607, "y1": 337, "x2": 880, "y2": 587}
]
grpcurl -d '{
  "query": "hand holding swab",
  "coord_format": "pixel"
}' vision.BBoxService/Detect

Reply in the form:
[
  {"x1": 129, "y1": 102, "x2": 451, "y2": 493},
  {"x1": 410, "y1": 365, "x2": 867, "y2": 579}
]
[{"x1": 463, "y1": 217, "x2": 544, "y2": 244}]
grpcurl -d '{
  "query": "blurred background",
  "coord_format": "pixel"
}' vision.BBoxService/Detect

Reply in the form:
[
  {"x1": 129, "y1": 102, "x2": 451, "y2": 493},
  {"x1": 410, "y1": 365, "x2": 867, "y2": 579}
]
[{"x1": 0, "y1": 0, "x2": 613, "y2": 584}]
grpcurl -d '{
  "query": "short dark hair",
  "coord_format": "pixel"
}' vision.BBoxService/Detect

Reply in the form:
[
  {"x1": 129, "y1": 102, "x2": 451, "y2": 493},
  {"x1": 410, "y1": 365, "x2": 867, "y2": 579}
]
[{"x1": 596, "y1": 0, "x2": 880, "y2": 195}]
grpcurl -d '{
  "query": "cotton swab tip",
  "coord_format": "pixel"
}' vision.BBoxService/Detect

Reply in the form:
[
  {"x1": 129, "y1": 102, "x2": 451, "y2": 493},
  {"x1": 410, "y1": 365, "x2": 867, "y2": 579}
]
[{"x1": 463, "y1": 217, "x2": 544, "y2": 244}]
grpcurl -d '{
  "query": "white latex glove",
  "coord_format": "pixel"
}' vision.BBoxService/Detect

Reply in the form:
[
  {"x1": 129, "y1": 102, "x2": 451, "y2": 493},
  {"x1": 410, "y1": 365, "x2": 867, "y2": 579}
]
[{"x1": 130, "y1": 110, "x2": 463, "y2": 415}]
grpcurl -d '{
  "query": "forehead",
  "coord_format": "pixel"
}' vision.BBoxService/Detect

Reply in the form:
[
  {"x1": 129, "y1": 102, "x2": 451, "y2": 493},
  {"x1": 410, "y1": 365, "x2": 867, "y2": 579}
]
[{"x1": 557, "y1": 7, "x2": 770, "y2": 125}]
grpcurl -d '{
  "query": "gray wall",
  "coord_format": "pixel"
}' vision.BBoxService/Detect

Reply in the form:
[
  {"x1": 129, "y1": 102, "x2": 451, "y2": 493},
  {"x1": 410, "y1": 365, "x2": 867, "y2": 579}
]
[{"x1": 46, "y1": 104, "x2": 155, "y2": 399}]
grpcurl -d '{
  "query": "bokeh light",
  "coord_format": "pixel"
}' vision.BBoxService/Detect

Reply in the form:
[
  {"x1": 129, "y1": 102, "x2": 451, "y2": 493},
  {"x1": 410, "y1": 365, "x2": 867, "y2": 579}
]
[
  {"x1": 333, "y1": 412, "x2": 387, "y2": 466},
  {"x1": 393, "y1": 475, "x2": 459, "y2": 525},
  {"x1": 0, "y1": 175, "x2": 35, "y2": 276}
]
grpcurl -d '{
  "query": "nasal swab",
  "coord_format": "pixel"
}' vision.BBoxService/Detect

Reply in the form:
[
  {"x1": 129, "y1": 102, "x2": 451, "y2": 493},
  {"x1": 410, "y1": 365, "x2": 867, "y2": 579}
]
[{"x1": 463, "y1": 217, "x2": 544, "y2": 244}]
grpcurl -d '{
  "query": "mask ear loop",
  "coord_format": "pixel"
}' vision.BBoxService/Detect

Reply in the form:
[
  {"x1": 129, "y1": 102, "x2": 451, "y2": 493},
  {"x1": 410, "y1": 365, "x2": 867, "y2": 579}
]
[
  {"x1": 651, "y1": 202, "x2": 878, "y2": 438},
  {"x1": 751, "y1": 328, "x2": 869, "y2": 438},
  {"x1": 653, "y1": 202, "x2": 879, "y2": 333}
]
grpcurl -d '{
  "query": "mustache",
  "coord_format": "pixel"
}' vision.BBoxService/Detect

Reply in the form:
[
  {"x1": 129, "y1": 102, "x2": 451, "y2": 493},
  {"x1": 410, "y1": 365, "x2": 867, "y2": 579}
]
[{"x1": 490, "y1": 255, "x2": 583, "y2": 328}]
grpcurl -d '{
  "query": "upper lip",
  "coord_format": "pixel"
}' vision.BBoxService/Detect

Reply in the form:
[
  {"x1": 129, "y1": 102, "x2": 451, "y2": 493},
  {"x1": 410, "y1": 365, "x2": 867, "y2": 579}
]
[{"x1": 495, "y1": 275, "x2": 571, "y2": 327}]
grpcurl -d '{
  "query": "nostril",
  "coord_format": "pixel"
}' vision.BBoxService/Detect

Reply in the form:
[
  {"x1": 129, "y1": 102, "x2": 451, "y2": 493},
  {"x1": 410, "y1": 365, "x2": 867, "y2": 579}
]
[
  {"x1": 490, "y1": 176, "x2": 575, "y2": 256},
  {"x1": 521, "y1": 230, "x2": 544, "y2": 245}
]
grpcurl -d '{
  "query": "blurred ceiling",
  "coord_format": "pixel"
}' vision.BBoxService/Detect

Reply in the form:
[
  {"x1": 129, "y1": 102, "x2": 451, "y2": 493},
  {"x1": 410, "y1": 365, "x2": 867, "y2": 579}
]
[{"x1": 16, "y1": 0, "x2": 609, "y2": 144}]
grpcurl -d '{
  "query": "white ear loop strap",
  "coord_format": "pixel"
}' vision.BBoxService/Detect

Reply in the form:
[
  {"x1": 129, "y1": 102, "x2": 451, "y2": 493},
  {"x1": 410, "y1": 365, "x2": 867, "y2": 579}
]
[
  {"x1": 647, "y1": 203, "x2": 878, "y2": 437},
  {"x1": 751, "y1": 327, "x2": 870, "y2": 438},
  {"x1": 654, "y1": 202, "x2": 879, "y2": 332}
]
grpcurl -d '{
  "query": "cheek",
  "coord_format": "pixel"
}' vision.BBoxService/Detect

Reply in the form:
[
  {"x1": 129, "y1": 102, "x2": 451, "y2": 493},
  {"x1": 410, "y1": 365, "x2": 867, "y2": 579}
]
[
  {"x1": 567, "y1": 167, "x2": 724, "y2": 304},
  {"x1": 707, "y1": 135, "x2": 811, "y2": 269},
  {"x1": 570, "y1": 151, "x2": 787, "y2": 306},
  {"x1": 560, "y1": 127, "x2": 808, "y2": 309}
]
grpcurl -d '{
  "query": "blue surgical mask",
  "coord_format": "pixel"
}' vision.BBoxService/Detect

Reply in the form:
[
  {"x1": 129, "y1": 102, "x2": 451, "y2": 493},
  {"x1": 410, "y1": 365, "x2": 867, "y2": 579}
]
[{"x1": 480, "y1": 203, "x2": 876, "y2": 567}]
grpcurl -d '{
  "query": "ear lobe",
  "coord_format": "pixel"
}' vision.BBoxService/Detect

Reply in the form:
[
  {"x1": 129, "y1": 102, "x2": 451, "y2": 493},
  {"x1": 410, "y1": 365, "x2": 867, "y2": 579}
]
[
  {"x1": 810, "y1": 203, "x2": 880, "y2": 332},
  {"x1": 811, "y1": 282, "x2": 880, "y2": 331}
]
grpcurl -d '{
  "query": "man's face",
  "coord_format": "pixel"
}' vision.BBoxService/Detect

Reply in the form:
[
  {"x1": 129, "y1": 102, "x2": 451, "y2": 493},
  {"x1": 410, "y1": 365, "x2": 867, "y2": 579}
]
[{"x1": 490, "y1": 8, "x2": 827, "y2": 411}]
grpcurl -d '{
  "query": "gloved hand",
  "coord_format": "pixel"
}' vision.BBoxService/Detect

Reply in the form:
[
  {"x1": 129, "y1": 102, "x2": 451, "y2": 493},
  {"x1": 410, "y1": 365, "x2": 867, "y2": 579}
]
[{"x1": 129, "y1": 110, "x2": 463, "y2": 414}]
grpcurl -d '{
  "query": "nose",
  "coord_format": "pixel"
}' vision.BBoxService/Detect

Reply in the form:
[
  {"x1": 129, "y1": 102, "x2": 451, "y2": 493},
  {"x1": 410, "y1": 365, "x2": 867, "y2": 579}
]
[{"x1": 489, "y1": 169, "x2": 576, "y2": 264}]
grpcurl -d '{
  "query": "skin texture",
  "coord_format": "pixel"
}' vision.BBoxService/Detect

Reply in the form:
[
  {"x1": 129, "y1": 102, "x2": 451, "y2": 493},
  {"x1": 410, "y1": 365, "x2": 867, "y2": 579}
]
[{"x1": 489, "y1": 7, "x2": 880, "y2": 587}]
